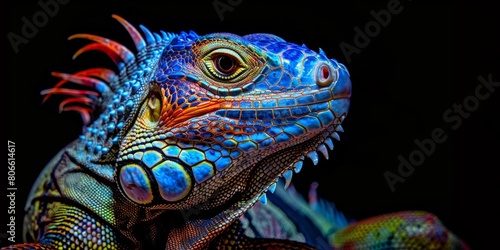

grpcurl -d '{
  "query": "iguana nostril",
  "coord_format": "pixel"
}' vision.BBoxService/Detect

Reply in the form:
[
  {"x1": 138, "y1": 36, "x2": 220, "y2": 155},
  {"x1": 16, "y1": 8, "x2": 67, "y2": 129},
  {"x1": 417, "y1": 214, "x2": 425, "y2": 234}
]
[
  {"x1": 316, "y1": 63, "x2": 336, "y2": 87},
  {"x1": 322, "y1": 66, "x2": 329, "y2": 79}
]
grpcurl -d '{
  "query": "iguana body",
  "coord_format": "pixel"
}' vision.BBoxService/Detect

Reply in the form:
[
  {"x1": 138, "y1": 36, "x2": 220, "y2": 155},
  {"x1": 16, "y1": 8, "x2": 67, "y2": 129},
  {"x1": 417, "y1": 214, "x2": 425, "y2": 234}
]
[{"x1": 4, "y1": 16, "x2": 468, "y2": 249}]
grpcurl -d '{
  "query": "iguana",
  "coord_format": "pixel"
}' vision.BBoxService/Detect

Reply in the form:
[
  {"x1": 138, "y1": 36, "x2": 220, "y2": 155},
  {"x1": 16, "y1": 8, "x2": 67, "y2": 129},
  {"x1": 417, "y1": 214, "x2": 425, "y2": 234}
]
[{"x1": 4, "y1": 15, "x2": 468, "y2": 249}]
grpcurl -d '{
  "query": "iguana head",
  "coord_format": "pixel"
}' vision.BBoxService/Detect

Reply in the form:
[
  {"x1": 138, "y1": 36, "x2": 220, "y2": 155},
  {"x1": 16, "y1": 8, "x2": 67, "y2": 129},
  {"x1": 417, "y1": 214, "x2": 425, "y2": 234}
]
[{"x1": 44, "y1": 14, "x2": 351, "y2": 241}]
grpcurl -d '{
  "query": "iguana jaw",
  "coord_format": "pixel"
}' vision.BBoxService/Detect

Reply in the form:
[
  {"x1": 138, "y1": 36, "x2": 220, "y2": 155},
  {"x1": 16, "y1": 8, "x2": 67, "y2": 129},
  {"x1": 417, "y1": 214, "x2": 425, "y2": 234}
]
[
  {"x1": 162, "y1": 102, "x2": 349, "y2": 249},
  {"x1": 230, "y1": 113, "x2": 348, "y2": 206}
]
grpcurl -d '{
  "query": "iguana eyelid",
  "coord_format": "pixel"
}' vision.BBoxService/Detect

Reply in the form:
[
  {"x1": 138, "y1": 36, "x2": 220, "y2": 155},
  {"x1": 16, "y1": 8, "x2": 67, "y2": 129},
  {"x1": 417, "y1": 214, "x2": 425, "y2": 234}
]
[
  {"x1": 202, "y1": 48, "x2": 249, "y2": 81},
  {"x1": 194, "y1": 39, "x2": 263, "y2": 88}
]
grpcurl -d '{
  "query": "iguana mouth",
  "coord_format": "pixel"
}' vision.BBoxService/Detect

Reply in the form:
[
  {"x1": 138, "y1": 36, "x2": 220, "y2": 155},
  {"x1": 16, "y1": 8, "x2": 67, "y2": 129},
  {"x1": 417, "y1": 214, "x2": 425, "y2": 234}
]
[
  {"x1": 244, "y1": 114, "x2": 347, "y2": 204},
  {"x1": 173, "y1": 117, "x2": 348, "y2": 231},
  {"x1": 175, "y1": 118, "x2": 345, "y2": 218}
]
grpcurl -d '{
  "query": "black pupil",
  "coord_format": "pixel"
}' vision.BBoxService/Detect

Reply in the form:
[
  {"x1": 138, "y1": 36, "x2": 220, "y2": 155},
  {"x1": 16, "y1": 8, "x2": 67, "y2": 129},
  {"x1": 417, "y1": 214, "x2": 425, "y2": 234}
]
[{"x1": 216, "y1": 56, "x2": 235, "y2": 74}]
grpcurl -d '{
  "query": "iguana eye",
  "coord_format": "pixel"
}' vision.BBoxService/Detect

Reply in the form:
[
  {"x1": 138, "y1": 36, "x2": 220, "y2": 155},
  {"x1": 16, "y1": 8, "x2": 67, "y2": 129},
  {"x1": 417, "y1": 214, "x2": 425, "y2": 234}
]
[
  {"x1": 214, "y1": 55, "x2": 238, "y2": 75},
  {"x1": 202, "y1": 48, "x2": 248, "y2": 81},
  {"x1": 143, "y1": 85, "x2": 162, "y2": 124}
]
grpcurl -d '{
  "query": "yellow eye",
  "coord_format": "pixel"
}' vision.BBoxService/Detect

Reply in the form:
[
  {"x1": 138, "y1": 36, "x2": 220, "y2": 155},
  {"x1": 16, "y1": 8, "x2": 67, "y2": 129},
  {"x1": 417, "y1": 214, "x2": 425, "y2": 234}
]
[
  {"x1": 203, "y1": 48, "x2": 248, "y2": 81},
  {"x1": 194, "y1": 39, "x2": 264, "y2": 88},
  {"x1": 144, "y1": 86, "x2": 162, "y2": 123}
]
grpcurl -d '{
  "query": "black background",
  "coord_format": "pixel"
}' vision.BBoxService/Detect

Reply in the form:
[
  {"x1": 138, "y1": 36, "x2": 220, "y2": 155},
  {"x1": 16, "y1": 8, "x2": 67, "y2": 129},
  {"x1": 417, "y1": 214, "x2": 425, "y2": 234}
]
[{"x1": 5, "y1": 1, "x2": 499, "y2": 248}]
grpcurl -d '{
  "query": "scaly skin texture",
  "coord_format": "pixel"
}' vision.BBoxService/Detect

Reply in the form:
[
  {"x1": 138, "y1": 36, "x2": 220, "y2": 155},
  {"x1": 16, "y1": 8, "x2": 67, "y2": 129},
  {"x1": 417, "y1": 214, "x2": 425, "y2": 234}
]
[{"x1": 3, "y1": 16, "x2": 468, "y2": 250}]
